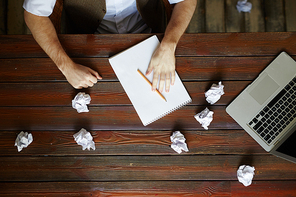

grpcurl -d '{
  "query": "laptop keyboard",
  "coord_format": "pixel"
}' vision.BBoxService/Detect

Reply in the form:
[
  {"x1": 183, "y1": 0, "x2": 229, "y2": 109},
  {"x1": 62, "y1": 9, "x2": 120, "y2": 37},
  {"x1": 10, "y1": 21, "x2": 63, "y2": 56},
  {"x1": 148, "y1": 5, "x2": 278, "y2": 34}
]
[{"x1": 248, "y1": 77, "x2": 296, "y2": 145}]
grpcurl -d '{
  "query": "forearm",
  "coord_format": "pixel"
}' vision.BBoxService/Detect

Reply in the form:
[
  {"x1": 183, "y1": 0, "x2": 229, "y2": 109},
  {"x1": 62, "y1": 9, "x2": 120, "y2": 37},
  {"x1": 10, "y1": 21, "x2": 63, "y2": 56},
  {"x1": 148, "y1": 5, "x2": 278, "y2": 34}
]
[
  {"x1": 24, "y1": 10, "x2": 101, "y2": 89},
  {"x1": 24, "y1": 10, "x2": 72, "y2": 73},
  {"x1": 162, "y1": 0, "x2": 197, "y2": 48}
]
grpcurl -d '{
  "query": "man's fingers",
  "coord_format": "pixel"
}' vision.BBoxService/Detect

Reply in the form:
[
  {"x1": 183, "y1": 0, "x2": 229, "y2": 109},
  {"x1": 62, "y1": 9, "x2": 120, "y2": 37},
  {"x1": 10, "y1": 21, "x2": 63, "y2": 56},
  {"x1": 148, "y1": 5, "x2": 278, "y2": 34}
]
[
  {"x1": 151, "y1": 71, "x2": 175, "y2": 92},
  {"x1": 88, "y1": 67, "x2": 102, "y2": 80},
  {"x1": 88, "y1": 81, "x2": 94, "y2": 87},
  {"x1": 77, "y1": 84, "x2": 87, "y2": 89},
  {"x1": 88, "y1": 74, "x2": 98, "y2": 84},
  {"x1": 87, "y1": 68, "x2": 102, "y2": 86},
  {"x1": 146, "y1": 62, "x2": 154, "y2": 75},
  {"x1": 171, "y1": 71, "x2": 175, "y2": 85},
  {"x1": 165, "y1": 74, "x2": 171, "y2": 92},
  {"x1": 84, "y1": 79, "x2": 93, "y2": 87},
  {"x1": 152, "y1": 73, "x2": 159, "y2": 91},
  {"x1": 158, "y1": 74, "x2": 166, "y2": 92}
]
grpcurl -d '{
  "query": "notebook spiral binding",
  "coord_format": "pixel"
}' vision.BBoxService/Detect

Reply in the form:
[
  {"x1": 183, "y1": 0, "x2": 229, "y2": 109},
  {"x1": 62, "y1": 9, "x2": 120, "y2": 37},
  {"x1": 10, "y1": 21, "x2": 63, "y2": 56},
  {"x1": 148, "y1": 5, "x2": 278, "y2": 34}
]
[{"x1": 143, "y1": 98, "x2": 192, "y2": 126}]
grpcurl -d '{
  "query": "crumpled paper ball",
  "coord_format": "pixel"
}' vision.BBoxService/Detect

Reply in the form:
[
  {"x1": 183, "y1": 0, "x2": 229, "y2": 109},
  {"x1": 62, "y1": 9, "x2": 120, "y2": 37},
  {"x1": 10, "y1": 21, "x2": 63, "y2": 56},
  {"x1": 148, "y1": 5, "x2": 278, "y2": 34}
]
[
  {"x1": 15, "y1": 131, "x2": 33, "y2": 152},
  {"x1": 194, "y1": 107, "x2": 214, "y2": 130},
  {"x1": 237, "y1": 165, "x2": 255, "y2": 186},
  {"x1": 205, "y1": 81, "x2": 224, "y2": 104},
  {"x1": 73, "y1": 128, "x2": 96, "y2": 151},
  {"x1": 170, "y1": 131, "x2": 189, "y2": 154},
  {"x1": 72, "y1": 92, "x2": 91, "y2": 113},
  {"x1": 236, "y1": 0, "x2": 252, "y2": 13}
]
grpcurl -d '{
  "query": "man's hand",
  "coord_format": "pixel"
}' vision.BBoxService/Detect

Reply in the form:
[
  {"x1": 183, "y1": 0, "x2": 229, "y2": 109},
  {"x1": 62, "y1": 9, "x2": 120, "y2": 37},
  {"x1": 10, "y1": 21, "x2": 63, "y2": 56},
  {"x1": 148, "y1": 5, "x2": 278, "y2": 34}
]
[
  {"x1": 146, "y1": 0, "x2": 196, "y2": 93},
  {"x1": 24, "y1": 10, "x2": 102, "y2": 89},
  {"x1": 61, "y1": 62, "x2": 102, "y2": 89},
  {"x1": 146, "y1": 42, "x2": 176, "y2": 92}
]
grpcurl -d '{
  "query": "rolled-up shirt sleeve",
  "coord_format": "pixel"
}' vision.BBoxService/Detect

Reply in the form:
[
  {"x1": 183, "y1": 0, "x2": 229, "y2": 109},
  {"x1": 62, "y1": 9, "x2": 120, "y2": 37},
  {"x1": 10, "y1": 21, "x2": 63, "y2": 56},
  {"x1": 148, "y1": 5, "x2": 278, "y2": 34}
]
[
  {"x1": 23, "y1": 0, "x2": 56, "y2": 16},
  {"x1": 168, "y1": 0, "x2": 184, "y2": 4}
]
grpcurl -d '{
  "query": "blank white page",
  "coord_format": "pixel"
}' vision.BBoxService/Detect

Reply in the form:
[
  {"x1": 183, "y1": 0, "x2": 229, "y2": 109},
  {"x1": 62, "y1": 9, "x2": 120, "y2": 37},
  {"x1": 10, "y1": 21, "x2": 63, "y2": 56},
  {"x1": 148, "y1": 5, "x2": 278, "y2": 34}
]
[{"x1": 109, "y1": 35, "x2": 192, "y2": 126}]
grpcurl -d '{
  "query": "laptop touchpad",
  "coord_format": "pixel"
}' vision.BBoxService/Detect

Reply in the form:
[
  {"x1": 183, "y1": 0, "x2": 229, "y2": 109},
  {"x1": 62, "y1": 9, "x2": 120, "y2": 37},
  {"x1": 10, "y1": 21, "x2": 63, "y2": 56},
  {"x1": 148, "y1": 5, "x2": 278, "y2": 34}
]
[{"x1": 249, "y1": 74, "x2": 280, "y2": 105}]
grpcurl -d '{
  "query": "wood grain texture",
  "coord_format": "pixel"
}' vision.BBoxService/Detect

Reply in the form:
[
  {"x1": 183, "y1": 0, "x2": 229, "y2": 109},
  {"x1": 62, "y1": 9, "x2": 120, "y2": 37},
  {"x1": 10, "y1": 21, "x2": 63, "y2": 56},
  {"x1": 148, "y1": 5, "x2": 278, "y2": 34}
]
[
  {"x1": 0, "y1": 81, "x2": 248, "y2": 106},
  {"x1": 285, "y1": 0, "x2": 296, "y2": 32},
  {"x1": 0, "y1": 181, "x2": 231, "y2": 196},
  {"x1": 0, "y1": 155, "x2": 295, "y2": 182},
  {"x1": 264, "y1": 0, "x2": 285, "y2": 32},
  {"x1": 0, "y1": 56, "x2": 286, "y2": 82},
  {"x1": 205, "y1": 0, "x2": 225, "y2": 32},
  {"x1": 1, "y1": 181, "x2": 296, "y2": 196},
  {"x1": 1, "y1": 33, "x2": 296, "y2": 195},
  {"x1": 1, "y1": 181, "x2": 295, "y2": 196},
  {"x1": 7, "y1": 0, "x2": 30, "y2": 34},
  {"x1": 0, "y1": 106, "x2": 238, "y2": 131},
  {"x1": 0, "y1": 130, "x2": 264, "y2": 156},
  {"x1": 226, "y1": 0, "x2": 245, "y2": 32},
  {"x1": 245, "y1": 0, "x2": 265, "y2": 32},
  {"x1": 1, "y1": 33, "x2": 296, "y2": 58},
  {"x1": 231, "y1": 181, "x2": 296, "y2": 197},
  {"x1": 186, "y1": 0, "x2": 205, "y2": 33},
  {"x1": 0, "y1": 0, "x2": 6, "y2": 35}
]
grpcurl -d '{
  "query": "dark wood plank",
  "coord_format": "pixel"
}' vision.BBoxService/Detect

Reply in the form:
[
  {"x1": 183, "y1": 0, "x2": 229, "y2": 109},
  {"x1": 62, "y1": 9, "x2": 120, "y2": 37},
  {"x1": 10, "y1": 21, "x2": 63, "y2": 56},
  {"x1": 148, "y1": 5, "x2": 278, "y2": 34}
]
[
  {"x1": 0, "y1": 181, "x2": 232, "y2": 196},
  {"x1": 231, "y1": 181, "x2": 296, "y2": 196},
  {"x1": 0, "y1": 82, "x2": 126, "y2": 106},
  {"x1": 0, "y1": 34, "x2": 155, "y2": 58},
  {"x1": 7, "y1": 0, "x2": 30, "y2": 34},
  {"x1": 176, "y1": 32, "x2": 296, "y2": 56},
  {"x1": 1, "y1": 33, "x2": 296, "y2": 58},
  {"x1": 264, "y1": 0, "x2": 285, "y2": 32},
  {"x1": 1, "y1": 181, "x2": 295, "y2": 196},
  {"x1": 1, "y1": 181, "x2": 296, "y2": 196},
  {"x1": 245, "y1": 0, "x2": 265, "y2": 32},
  {"x1": 1, "y1": 56, "x2": 294, "y2": 82},
  {"x1": 0, "y1": 129, "x2": 264, "y2": 156},
  {"x1": 186, "y1": 0, "x2": 205, "y2": 33},
  {"x1": 0, "y1": 106, "x2": 238, "y2": 131},
  {"x1": 0, "y1": 0, "x2": 7, "y2": 35},
  {"x1": 0, "y1": 81, "x2": 249, "y2": 106},
  {"x1": 0, "y1": 155, "x2": 295, "y2": 181},
  {"x1": 205, "y1": 0, "x2": 225, "y2": 33},
  {"x1": 285, "y1": 0, "x2": 296, "y2": 32},
  {"x1": 226, "y1": 0, "x2": 245, "y2": 32}
]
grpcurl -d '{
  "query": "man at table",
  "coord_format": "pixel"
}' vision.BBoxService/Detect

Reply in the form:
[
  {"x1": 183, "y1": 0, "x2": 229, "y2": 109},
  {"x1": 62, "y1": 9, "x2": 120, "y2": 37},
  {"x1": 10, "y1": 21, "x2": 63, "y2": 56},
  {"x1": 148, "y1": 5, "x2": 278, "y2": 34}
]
[{"x1": 23, "y1": 0, "x2": 196, "y2": 92}]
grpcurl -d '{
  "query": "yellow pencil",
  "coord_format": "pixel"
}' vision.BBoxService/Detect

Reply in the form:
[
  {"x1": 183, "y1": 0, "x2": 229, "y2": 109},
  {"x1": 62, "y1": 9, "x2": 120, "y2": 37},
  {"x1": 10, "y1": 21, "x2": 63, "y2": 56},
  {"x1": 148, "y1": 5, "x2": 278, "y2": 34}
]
[{"x1": 137, "y1": 69, "x2": 167, "y2": 102}]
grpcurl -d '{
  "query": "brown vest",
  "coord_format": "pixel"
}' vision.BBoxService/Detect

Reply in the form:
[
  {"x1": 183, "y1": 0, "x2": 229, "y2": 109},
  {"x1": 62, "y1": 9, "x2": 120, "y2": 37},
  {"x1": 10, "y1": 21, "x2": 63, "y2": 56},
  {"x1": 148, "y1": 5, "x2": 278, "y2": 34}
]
[{"x1": 61, "y1": 0, "x2": 168, "y2": 33}]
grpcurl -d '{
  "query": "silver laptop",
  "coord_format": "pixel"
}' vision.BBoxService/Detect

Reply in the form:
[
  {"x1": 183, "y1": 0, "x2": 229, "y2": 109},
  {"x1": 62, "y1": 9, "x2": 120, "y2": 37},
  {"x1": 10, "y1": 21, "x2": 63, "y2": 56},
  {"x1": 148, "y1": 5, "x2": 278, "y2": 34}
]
[{"x1": 226, "y1": 52, "x2": 296, "y2": 164}]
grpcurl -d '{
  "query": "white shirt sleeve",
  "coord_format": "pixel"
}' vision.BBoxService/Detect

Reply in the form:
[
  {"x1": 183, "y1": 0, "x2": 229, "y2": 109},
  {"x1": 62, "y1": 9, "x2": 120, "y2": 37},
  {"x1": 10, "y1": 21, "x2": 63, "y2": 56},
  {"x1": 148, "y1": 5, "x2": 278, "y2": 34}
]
[
  {"x1": 23, "y1": 0, "x2": 57, "y2": 16},
  {"x1": 168, "y1": 0, "x2": 184, "y2": 4}
]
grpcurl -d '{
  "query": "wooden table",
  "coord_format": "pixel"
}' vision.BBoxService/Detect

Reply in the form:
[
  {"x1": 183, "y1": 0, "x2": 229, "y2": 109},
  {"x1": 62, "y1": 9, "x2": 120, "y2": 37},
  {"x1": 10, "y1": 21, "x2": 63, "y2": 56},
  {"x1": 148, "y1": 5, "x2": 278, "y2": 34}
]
[{"x1": 0, "y1": 33, "x2": 296, "y2": 196}]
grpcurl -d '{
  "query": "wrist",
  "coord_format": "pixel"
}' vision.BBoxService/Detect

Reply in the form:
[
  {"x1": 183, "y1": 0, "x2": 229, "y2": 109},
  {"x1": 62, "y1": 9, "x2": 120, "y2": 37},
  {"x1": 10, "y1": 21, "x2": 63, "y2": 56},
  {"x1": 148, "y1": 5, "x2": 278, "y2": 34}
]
[
  {"x1": 160, "y1": 39, "x2": 177, "y2": 53},
  {"x1": 55, "y1": 56, "x2": 74, "y2": 74}
]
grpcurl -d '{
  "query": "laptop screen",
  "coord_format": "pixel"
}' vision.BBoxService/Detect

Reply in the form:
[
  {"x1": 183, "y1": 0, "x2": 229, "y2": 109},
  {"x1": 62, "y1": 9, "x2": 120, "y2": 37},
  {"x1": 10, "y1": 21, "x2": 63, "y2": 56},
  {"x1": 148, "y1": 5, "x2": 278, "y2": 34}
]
[{"x1": 275, "y1": 130, "x2": 296, "y2": 158}]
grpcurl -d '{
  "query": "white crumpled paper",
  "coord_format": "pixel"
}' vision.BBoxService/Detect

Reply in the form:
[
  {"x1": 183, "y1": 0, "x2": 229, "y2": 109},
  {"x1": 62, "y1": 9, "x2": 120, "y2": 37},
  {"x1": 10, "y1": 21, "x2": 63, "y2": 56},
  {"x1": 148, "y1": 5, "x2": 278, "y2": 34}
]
[
  {"x1": 170, "y1": 131, "x2": 189, "y2": 154},
  {"x1": 15, "y1": 131, "x2": 33, "y2": 152},
  {"x1": 237, "y1": 165, "x2": 255, "y2": 186},
  {"x1": 72, "y1": 92, "x2": 91, "y2": 113},
  {"x1": 73, "y1": 128, "x2": 96, "y2": 151},
  {"x1": 236, "y1": 0, "x2": 252, "y2": 13},
  {"x1": 194, "y1": 107, "x2": 214, "y2": 130},
  {"x1": 205, "y1": 81, "x2": 224, "y2": 104}
]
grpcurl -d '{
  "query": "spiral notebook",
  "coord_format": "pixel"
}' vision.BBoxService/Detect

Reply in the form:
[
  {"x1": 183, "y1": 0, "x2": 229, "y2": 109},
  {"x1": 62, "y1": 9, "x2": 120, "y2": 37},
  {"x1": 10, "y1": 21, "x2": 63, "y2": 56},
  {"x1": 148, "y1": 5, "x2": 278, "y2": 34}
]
[{"x1": 109, "y1": 35, "x2": 191, "y2": 126}]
